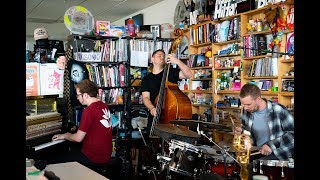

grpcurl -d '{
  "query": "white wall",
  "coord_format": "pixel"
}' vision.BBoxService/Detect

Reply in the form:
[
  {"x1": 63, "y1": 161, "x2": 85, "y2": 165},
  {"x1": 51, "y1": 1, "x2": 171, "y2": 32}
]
[
  {"x1": 26, "y1": 0, "x2": 180, "y2": 50},
  {"x1": 112, "y1": 0, "x2": 180, "y2": 26}
]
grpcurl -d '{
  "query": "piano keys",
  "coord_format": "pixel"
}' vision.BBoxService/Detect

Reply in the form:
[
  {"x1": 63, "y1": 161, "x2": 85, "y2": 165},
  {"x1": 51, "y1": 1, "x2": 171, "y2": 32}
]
[{"x1": 34, "y1": 139, "x2": 66, "y2": 151}]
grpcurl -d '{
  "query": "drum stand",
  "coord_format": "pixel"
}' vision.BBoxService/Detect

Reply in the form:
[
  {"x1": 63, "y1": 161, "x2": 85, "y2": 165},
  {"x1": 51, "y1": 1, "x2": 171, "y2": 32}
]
[
  {"x1": 199, "y1": 131, "x2": 240, "y2": 179},
  {"x1": 138, "y1": 124, "x2": 173, "y2": 180}
]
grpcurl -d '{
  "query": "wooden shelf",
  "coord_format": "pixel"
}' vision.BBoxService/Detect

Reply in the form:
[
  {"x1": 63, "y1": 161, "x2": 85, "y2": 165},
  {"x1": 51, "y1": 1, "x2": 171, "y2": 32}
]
[
  {"x1": 212, "y1": 40, "x2": 237, "y2": 46},
  {"x1": 243, "y1": 55, "x2": 272, "y2": 60},
  {"x1": 281, "y1": 76, "x2": 294, "y2": 79},
  {"x1": 192, "y1": 104, "x2": 212, "y2": 107},
  {"x1": 280, "y1": 92, "x2": 294, "y2": 96},
  {"x1": 261, "y1": 91, "x2": 278, "y2": 96},
  {"x1": 191, "y1": 66, "x2": 213, "y2": 70},
  {"x1": 190, "y1": 42, "x2": 212, "y2": 47},
  {"x1": 183, "y1": 90, "x2": 212, "y2": 93},
  {"x1": 216, "y1": 107, "x2": 242, "y2": 110},
  {"x1": 244, "y1": 29, "x2": 272, "y2": 36},
  {"x1": 214, "y1": 53, "x2": 241, "y2": 57},
  {"x1": 217, "y1": 90, "x2": 240, "y2": 94},
  {"x1": 212, "y1": 14, "x2": 241, "y2": 22},
  {"x1": 280, "y1": 59, "x2": 294, "y2": 63},
  {"x1": 214, "y1": 67, "x2": 238, "y2": 70},
  {"x1": 243, "y1": 76, "x2": 278, "y2": 79}
]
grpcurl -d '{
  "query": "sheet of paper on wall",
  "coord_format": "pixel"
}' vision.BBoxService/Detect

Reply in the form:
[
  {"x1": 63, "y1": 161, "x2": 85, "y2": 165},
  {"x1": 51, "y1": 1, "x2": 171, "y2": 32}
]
[
  {"x1": 39, "y1": 63, "x2": 64, "y2": 96},
  {"x1": 130, "y1": 50, "x2": 148, "y2": 67}
]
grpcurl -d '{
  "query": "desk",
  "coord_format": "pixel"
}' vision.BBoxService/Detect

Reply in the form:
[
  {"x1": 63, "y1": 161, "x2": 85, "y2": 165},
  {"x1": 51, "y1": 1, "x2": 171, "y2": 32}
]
[{"x1": 45, "y1": 162, "x2": 109, "y2": 180}]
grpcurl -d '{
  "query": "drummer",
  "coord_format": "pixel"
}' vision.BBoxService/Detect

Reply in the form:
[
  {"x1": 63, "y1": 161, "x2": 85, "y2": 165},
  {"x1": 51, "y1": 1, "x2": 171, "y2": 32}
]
[{"x1": 234, "y1": 83, "x2": 294, "y2": 178}]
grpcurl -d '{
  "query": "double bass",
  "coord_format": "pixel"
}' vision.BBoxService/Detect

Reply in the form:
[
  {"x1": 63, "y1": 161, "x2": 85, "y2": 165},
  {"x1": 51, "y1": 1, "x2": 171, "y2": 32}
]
[{"x1": 149, "y1": 29, "x2": 192, "y2": 137}]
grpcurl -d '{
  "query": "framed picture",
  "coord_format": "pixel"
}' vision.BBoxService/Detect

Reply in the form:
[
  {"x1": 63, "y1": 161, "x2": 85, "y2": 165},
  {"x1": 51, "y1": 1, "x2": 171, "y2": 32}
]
[
  {"x1": 96, "y1": 20, "x2": 111, "y2": 36},
  {"x1": 150, "y1": 24, "x2": 161, "y2": 38}
]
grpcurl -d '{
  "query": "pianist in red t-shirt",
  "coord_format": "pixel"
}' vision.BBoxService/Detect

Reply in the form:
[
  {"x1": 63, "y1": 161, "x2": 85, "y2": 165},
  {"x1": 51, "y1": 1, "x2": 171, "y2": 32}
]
[{"x1": 51, "y1": 79, "x2": 113, "y2": 167}]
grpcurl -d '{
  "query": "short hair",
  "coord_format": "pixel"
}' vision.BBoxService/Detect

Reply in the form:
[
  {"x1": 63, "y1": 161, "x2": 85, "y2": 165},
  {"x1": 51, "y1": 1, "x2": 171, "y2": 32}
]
[
  {"x1": 74, "y1": 79, "x2": 98, "y2": 97},
  {"x1": 152, "y1": 49, "x2": 165, "y2": 57},
  {"x1": 240, "y1": 83, "x2": 261, "y2": 99}
]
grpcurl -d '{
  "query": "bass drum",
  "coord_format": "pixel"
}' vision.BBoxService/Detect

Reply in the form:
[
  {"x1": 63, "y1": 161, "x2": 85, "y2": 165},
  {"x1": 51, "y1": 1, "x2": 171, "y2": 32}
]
[
  {"x1": 198, "y1": 172, "x2": 225, "y2": 180},
  {"x1": 206, "y1": 155, "x2": 240, "y2": 179}
]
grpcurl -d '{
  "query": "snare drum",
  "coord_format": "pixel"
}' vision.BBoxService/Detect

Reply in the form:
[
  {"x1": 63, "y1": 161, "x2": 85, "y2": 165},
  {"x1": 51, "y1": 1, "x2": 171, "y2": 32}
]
[
  {"x1": 168, "y1": 139, "x2": 203, "y2": 176},
  {"x1": 252, "y1": 159, "x2": 294, "y2": 180}
]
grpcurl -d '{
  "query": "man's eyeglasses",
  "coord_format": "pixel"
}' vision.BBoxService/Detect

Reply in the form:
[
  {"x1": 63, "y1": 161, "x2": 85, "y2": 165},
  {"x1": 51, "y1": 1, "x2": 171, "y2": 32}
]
[{"x1": 76, "y1": 93, "x2": 83, "y2": 98}]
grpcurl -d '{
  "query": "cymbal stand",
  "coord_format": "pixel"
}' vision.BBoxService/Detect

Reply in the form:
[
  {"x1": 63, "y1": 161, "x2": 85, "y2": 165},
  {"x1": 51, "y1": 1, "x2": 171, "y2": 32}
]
[{"x1": 200, "y1": 131, "x2": 240, "y2": 179}]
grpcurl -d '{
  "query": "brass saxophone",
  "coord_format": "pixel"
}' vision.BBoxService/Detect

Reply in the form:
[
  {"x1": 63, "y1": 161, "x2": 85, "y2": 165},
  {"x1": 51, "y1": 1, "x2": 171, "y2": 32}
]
[{"x1": 233, "y1": 130, "x2": 252, "y2": 180}]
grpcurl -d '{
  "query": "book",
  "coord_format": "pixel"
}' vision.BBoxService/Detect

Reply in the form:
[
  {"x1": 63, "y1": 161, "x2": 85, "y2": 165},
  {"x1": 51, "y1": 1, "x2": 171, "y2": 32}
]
[
  {"x1": 285, "y1": 32, "x2": 294, "y2": 59},
  {"x1": 26, "y1": 63, "x2": 40, "y2": 97},
  {"x1": 96, "y1": 20, "x2": 111, "y2": 36}
]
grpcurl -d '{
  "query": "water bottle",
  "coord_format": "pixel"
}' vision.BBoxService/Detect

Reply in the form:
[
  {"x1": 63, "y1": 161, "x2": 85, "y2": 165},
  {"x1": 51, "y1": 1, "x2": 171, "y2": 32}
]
[{"x1": 127, "y1": 17, "x2": 135, "y2": 37}]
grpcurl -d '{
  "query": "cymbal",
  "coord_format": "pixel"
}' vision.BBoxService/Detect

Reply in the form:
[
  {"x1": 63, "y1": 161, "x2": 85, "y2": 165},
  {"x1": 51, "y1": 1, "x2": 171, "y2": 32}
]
[
  {"x1": 154, "y1": 124, "x2": 200, "y2": 138},
  {"x1": 170, "y1": 120, "x2": 232, "y2": 132}
]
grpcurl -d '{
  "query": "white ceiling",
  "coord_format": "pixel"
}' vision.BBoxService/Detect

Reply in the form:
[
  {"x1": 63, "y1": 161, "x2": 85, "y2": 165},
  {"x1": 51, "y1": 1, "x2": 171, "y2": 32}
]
[{"x1": 26, "y1": 0, "x2": 164, "y2": 41}]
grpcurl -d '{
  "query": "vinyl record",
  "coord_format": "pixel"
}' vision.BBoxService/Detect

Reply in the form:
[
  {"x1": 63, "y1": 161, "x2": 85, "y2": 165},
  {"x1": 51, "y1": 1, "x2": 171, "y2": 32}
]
[
  {"x1": 68, "y1": 59, "x2": 88, "y2": 83},
  {"x1": 64, "y1": 6, "x2": 94, "y2": 35}
]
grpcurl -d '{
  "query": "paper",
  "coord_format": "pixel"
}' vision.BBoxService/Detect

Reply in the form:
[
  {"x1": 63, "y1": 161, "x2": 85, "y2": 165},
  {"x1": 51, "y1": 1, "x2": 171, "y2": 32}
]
[{"x1": 130, "y1": 50, "x2": 148, "y2": 67}]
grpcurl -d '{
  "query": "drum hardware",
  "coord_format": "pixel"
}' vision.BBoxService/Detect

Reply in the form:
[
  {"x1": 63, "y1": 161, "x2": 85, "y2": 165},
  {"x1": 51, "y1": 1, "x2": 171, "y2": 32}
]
[
  {"x1": 135, "y1": 121, "x2": 148, "y2": 146},
  {"x1": 252, "y1": 159, "x2": 294, "y2": 180},
  {"x1": 141, "y1": 165, "x2": 160, "y2": 180},
  {"x1": 199, "y1": 130, "x2": 240, "y2": 179}
]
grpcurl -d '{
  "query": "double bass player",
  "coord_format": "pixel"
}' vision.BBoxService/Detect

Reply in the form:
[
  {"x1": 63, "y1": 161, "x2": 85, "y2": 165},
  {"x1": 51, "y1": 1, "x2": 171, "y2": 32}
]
[{"x1": 140, "y1": 49, "x2": 192, "y2": 136}]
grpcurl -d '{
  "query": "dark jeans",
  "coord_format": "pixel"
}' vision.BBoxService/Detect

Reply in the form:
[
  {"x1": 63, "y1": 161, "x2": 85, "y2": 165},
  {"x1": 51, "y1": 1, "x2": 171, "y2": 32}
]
[{"x1": 48, "y1": 146, "x2": 105, "y2": 169}]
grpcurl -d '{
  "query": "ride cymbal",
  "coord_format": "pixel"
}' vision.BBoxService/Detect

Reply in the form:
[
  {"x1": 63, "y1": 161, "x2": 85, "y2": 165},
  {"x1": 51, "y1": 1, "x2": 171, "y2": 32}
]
[
  {"x1": 154, "y1": 124, "x2": 200, "y2": 138},
  {"x1": 170, "y1": 120, "x2": 232, "y2": 132}
]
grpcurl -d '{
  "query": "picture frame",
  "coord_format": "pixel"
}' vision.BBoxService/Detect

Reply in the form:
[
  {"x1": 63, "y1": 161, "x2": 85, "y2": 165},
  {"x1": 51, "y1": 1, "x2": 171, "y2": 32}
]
[
  {"x1": 96, "y1": 20, "x2": 111, "y2": 36},
  {"x1": 150, "y1": 24, "x2": 161, "y2": 38}
]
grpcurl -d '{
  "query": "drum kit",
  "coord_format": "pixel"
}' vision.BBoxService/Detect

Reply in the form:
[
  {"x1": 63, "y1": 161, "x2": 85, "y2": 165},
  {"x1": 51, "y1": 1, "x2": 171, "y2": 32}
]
[{"x1": 140, "y1": 120, "x2": 242, "y2": 180}]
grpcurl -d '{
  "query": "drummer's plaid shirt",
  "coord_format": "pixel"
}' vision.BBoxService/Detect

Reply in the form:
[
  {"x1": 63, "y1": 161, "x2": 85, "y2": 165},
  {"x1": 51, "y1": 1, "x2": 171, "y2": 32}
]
[{"x1": 240, "y1": 99, "x2": 294, "y2": 161}]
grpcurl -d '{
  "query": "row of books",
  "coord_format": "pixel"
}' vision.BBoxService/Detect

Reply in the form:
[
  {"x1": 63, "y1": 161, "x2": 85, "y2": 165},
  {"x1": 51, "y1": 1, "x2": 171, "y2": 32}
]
[
  {"x1": 85, "y1": 63, "x2": 127, "y2": 88},
  {"x1": 190, "y1": 23, "x2": 213, "y2": 45},
  {"x1": 75, "y1": 38, "x2": 128, "y2": 62},
  {"x1": 99, "y1": 88, "x2": 124, "y2": 105},
  {"x1": 247, "y1": 58, "x2": 278, "y2": 77},
  {"x1": 243, "y1": 34, "x2": 271, "y2": 57}
]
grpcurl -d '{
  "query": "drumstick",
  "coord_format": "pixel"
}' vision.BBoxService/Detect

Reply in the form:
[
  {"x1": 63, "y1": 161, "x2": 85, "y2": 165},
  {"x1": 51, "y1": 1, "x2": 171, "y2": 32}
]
[{"x1": 250, "y1": 151, "x2": 261, "y2": 156}]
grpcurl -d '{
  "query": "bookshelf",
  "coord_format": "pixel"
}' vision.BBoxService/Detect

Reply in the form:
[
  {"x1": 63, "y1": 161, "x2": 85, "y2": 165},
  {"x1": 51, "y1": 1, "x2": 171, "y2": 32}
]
[
  {"x1": 183, "y1": 0, "x2": 294, "y2": 142},
  {"x1": 239, "y1": 0, "x2": 294, "y2": 114},
  {"x1": 183, "y1": 21, "x2": 214, "y2": 121}
]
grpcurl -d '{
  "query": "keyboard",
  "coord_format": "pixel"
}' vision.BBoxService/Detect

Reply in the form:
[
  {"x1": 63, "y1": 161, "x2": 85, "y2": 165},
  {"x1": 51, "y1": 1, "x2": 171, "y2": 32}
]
[{"x1": 34, "y1": 139, "x2": 66, "y2": 151}]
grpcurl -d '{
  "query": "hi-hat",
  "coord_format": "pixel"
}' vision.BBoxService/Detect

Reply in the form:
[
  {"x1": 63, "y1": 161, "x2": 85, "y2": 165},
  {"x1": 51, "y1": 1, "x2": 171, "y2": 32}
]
[{"x1": 170, "y1": 120, "x2": 232, "y2": 132}]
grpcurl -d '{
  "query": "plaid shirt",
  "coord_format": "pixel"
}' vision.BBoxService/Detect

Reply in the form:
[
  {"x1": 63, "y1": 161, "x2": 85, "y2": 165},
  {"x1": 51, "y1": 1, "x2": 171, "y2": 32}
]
[{"x1": 240, "y1": 99, "x2": 294, "y2": 160}]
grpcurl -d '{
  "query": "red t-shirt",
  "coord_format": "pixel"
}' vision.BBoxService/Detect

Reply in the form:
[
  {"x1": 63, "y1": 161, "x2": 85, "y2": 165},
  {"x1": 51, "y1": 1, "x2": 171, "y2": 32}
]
[{"x1": 79, "y1": 101, "x2": 112, "y2": 164}]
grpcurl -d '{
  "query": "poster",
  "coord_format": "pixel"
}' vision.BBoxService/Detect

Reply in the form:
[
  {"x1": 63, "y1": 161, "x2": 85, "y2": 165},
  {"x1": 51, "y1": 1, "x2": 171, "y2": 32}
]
[{"x1": 26, "y1": 63, "x2": 40, "y2": 97}]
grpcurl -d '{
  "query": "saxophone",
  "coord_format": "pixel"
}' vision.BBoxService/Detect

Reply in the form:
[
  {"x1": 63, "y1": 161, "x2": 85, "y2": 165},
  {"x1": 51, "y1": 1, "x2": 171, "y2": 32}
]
[{"x1": 233, "y1": 130, "x2": 252, "y2": 180}]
